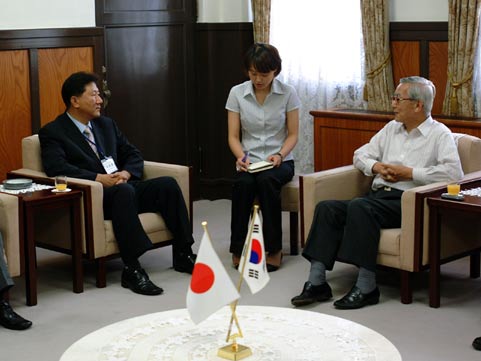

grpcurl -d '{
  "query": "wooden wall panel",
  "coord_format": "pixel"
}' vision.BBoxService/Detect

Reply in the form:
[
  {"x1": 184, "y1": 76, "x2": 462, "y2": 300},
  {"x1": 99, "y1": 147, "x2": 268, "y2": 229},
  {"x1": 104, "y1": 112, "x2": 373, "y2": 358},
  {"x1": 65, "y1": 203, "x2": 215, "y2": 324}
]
[
  {"x1": 390, "y1": 22, "x2": 448, "y2": 113},
  {"x1": 390, "y1": 41, "x2": 420, "y2": 86},
  {"x1": 390, "y1": 40, "x2": 449, "y2": 115},
  {"x1": 311, "y1": 109, "x2": 481, "y2": 171},
  {"x1": 0, "y1": 50, "x2": 32, "y2": 180},
  {"x1": 38, "y1": 47, "x2": 94, "y2": 126},
  {"x1": 429, "y1": 41, "x2": 448, "y2": 115}
]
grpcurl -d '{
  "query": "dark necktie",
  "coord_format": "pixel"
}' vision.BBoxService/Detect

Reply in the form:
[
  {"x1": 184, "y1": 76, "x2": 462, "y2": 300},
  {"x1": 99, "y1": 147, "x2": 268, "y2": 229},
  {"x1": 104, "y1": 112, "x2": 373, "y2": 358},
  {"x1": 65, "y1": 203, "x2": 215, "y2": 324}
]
[{"x1": 83, "y1": 127, "x2": 99, "y2": 157}]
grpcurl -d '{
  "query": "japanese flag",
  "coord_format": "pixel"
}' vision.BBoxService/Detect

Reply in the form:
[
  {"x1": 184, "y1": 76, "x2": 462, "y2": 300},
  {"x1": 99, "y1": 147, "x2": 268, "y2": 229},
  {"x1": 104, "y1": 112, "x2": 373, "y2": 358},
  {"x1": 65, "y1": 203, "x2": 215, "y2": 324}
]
[
  {"x1": 186, "y1": 227, "x2": 240, "y2": 324},
  {"x1": 238, "y1": 210, "x2": 270, "y2": 294}
]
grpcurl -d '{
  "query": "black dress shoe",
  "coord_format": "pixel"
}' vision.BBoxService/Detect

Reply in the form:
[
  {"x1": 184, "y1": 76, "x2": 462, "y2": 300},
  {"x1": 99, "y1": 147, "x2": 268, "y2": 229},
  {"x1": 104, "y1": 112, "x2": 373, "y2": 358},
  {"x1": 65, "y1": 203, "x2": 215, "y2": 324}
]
[
  {"x1": 173, "y1": 253, "x2": 197, "y2": 274},
  {"x1": 291, "y1": 281, "x2": 333, "y2": 307},
  {"x1": 121, "y1": 266, "x2": 163, "y2": 295},
  {"x1": 334, "y1": 286, "x2": 380, "y2": 310},
  {"x1": 266, "y1": 252, "x2": 283, "y2": 272},
  {"x1": 266, "y1": 264, "x2": 279, "y2": 272},
  {"x1": 473, "y1": 337, "x2": 481, "y2": 350},
  {"x1": 0, "y1": 300, "x2": 32, "y2": 330}
]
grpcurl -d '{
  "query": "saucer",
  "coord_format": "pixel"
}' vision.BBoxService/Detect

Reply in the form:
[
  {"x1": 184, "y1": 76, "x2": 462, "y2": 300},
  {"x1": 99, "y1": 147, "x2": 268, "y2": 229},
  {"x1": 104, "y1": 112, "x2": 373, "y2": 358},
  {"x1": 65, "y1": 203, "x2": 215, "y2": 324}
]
[
  {"x1": 441, "y1": 192, "x2": 464, "y2": 201},
  {"x1": 52, "y1": 188, "x2": 71, "y2": 193},
  {"x1": 3, "y1": 178, "x2": 33, "y2": 190}
]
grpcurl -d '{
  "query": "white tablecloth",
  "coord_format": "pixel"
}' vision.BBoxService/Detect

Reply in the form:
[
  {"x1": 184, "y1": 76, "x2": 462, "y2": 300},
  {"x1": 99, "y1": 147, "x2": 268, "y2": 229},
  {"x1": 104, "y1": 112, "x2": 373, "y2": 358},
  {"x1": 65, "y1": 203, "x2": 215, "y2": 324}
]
[{"x1": 60, "y1": 305, "x2": 401, "y2": 361}]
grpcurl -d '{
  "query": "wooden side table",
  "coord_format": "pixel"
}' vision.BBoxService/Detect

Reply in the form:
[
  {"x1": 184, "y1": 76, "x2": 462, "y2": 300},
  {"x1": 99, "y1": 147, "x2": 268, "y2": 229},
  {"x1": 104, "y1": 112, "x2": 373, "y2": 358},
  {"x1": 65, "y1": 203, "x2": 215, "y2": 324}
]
[
  {"x1": 427, "y1": 195, "x2": 481, "y2": 308},
  {"x1": 6, "y1": 186, "x2": 83, "y2": 306}
]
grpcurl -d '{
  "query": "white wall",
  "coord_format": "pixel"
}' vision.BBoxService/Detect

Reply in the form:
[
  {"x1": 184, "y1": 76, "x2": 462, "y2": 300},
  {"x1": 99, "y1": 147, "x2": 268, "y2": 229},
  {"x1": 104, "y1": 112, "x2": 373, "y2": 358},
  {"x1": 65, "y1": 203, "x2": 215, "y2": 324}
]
[
  {"x1": 390, "y1": 0, "x2": 448, "y2": 21},
  {"x1": 0, "y1": 0, "x2": 95, "y2": 30},
  {"x1": 197, "y1": 0, "x2": 252, "y2": 23},
  {"x1": 196, "y1": 0, "x2": 448, "y2": 23},
  {"x1": 0, "y1": 0, "x2": 449, "y2": 30}
]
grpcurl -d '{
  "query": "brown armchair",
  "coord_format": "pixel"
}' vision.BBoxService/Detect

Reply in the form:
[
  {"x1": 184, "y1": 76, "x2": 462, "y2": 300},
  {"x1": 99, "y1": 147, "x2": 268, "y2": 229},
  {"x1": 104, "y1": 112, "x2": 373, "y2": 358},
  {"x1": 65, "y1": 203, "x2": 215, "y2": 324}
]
[
  {"x1": 300, "y1": 133, "x2": 481, "y2": 304},
  {"x1": 10, "y1": 134, "x2": 192, "y2": 288}
]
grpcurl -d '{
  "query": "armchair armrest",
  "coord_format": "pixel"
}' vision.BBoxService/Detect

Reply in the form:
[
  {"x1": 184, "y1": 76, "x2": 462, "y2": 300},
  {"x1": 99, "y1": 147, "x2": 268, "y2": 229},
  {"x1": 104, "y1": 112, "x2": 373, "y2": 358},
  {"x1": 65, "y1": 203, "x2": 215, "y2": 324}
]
[
  {"x1": 9, "y1": 168, "x2": 48, "y2": 180},
  {"x1": 0, "y1": 193, "x2": 20, "y2": 276},
  {"x1": 300, "y1": 165, "x2": 372, "y2": 244},
  {"x1": 399, "y1": 181, "x2": 447, "y2": 271}
]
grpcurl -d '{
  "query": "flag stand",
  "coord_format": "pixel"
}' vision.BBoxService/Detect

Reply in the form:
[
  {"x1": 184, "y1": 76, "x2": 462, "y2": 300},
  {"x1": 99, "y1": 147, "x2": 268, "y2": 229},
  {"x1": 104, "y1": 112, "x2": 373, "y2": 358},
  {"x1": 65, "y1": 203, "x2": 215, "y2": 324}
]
[
  {"x1": 217, "y1": 335, "x2": 252, "y2": 360},
  {"x1": 217, "y1": 206, "x2": 260, "y2": 360}
]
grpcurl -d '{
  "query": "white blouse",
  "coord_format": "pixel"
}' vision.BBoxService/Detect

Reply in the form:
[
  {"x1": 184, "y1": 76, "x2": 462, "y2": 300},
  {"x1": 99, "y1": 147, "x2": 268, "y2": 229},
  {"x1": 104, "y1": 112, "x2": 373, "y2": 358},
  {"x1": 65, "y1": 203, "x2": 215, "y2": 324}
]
[{"x1": 226, "y1": 78, "x2": 301, "y2": 163}]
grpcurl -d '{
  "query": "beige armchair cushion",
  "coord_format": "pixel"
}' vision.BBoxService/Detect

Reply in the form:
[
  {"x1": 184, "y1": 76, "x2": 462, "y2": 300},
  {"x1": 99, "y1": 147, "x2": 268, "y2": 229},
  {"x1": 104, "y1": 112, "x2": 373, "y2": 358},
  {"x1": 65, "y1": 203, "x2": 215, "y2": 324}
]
[
  {"x1": 0, "y1": 194, "x2": 20, "y2": 277},
  {"x1": 21, "y1": 134, "x2": 43, "y2": 172},
  {"x1": 281, "y1": 175, "x2": 299, "y2": 212},
  {"x1": 454, "y1": 133, "x2": 481, "y2": 173}
]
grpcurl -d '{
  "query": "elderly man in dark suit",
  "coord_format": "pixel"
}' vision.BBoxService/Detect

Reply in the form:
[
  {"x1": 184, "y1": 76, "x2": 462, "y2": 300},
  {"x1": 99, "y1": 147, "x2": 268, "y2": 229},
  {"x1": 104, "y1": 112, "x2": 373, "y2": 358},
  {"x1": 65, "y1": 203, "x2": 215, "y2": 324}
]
[
  {"x1": 38, "y1": 71, "x2": 196, "y2": 296},
  {"x1": 0, "y1": 232, "x2": 32, "y2": 330}
]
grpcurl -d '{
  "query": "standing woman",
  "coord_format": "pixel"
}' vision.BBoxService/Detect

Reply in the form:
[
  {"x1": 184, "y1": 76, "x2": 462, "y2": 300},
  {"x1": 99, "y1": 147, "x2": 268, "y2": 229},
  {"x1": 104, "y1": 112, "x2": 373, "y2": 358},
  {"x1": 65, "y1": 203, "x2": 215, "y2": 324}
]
[{"x1": 226, "y1": 43, "x2": 300, "y2": 272}]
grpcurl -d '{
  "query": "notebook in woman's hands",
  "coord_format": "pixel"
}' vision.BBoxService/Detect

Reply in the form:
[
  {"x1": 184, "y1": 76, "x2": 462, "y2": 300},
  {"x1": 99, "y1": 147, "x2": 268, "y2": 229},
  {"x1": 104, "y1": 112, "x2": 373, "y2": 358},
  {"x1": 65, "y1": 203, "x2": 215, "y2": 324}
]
[{"x1": 247, "y1": 161, "x2": 274, "y2": 173}]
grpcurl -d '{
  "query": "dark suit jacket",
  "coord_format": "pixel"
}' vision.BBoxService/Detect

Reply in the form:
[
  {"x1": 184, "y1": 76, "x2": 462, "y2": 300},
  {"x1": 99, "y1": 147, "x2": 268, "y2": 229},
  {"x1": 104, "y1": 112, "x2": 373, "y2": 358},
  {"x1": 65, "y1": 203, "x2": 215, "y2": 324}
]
[{"x1": 39, "y1": 113, "x2": 144, "y2": 181}]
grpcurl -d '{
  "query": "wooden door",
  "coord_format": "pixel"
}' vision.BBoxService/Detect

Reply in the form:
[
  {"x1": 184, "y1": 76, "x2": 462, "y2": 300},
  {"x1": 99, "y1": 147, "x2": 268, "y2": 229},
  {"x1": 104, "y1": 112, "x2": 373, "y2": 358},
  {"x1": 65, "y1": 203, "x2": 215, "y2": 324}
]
[{"x1": 96, "y1": 0, "x2": 196, "y2": 168}]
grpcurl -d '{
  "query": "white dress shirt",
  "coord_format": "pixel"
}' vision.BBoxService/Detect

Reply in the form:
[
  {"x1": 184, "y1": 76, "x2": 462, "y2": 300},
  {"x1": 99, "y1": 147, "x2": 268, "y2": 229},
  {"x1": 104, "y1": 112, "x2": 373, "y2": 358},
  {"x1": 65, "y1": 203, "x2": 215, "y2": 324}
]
[{"x1": 354, "y1": 116, "x2": 464, "y2": 191}]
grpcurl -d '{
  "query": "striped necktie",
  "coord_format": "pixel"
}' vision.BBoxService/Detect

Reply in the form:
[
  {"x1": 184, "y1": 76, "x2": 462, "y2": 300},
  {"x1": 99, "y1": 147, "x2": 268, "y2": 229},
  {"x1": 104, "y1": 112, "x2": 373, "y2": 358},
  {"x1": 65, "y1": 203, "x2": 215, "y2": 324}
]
[{"x1": 83, "y1": 127, "x2": 99, "y2": 157}]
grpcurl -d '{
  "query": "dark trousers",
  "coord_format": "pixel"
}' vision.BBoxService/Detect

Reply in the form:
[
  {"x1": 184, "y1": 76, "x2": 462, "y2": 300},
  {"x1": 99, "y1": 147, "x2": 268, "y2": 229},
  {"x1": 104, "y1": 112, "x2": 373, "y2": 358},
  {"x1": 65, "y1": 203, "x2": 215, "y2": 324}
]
[
  {"x1": 0, "y1": 232, "x2": 14, "y2": 294},
  {"x1": 302, "y1": 188, "x2": 403, "y2": 272},
  {"x1": 103, "y1": 176, "x2": 193, "y2": 264},
  {"x1": 230, "y1": 160, "x2": 294, "y2": 255}
]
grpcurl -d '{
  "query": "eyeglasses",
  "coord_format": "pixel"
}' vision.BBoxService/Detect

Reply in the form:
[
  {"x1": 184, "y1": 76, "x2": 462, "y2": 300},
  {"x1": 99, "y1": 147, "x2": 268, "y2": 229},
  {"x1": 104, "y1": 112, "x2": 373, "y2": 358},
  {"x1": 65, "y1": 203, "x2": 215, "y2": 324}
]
[{"x1": 391, "y1": 95, "x2": 417, "y2": 103}]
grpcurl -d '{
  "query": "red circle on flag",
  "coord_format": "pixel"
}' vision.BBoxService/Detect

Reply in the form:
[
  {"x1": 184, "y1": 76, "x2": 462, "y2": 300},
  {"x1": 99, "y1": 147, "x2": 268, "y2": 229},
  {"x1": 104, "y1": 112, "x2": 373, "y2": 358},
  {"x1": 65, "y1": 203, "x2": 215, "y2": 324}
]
[
  {"x1": 250, "y1": 238, "x2": 263, "y2": 264},
  {"x1": 190, "y1": 263, "x2": 215, "y2": 294}
]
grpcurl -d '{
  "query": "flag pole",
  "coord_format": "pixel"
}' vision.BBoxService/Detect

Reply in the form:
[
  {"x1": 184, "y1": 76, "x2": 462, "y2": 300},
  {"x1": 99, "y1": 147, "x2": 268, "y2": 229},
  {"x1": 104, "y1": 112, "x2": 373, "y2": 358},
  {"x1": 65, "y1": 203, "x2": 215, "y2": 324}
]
[
  {"x1": 227, "y1": 205, "x2": 258, "y2": 337},
  {"x1": 218, "y1": 205, "x2": 258, "y2": 360}
]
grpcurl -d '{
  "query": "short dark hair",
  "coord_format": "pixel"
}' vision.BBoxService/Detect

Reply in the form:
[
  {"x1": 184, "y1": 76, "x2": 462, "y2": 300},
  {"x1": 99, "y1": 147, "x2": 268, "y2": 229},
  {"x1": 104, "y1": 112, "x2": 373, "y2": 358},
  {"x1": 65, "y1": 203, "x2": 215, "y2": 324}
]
[
  {"x1": 243, "y1": 43, "x2": 282, "y2": 76},
  {"x1": 61, "y1": 71, "x2": 99, "y2": 109}
]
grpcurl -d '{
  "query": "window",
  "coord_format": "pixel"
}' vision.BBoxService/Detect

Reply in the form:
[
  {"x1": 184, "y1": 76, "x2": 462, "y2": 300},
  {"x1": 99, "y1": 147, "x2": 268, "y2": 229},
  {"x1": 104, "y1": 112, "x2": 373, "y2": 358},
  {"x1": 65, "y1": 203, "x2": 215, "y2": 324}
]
[
  {"x1": 270, "y1": 0, "x2": 365, "y2": 173},
  {"x1": 270, "y1": 0, "x2": 364, "y2": 85}
]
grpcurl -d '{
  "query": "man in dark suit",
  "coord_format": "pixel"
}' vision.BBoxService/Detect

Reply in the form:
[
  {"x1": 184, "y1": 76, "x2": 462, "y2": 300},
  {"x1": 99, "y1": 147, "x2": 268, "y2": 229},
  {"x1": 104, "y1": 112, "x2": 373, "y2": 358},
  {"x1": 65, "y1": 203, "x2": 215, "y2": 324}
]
[
  {"x1": 0, "y1": 232, "x2": 32, "y2": 330},
  {"x1": 38, "y1": 71, "x2": 196, "y2": 296}
]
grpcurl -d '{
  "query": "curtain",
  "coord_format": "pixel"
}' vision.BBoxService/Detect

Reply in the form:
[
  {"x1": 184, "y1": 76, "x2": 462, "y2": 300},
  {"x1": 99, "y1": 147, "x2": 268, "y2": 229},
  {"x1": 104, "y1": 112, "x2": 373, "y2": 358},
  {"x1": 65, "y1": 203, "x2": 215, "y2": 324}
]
[
  {"x1": 251, "y1": 0, "x2": 271, "y2": 43},
  {"x1": 443, "y1": 0, "x2": 481, "y2": 117},
  {"x1": 361, "y1": 0, "x2": 394, "y2": 111},
  {"x1": 270, "y1": 1, "x2": 365, "y2": 174}
]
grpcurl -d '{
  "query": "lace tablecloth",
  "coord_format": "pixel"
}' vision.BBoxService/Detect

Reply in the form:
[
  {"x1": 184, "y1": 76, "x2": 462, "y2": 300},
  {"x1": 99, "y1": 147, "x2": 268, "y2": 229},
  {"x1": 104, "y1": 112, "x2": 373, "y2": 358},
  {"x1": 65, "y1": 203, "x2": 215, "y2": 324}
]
[
  {"x1": 0, "y1": 183, "x2": 54, "y2": 194},
  {"x1": 461, "y1": 187, "x2": 481, "y2": 197},
  {"x1": 59, "y1": 306, "x2": 401, "y2": 361}
]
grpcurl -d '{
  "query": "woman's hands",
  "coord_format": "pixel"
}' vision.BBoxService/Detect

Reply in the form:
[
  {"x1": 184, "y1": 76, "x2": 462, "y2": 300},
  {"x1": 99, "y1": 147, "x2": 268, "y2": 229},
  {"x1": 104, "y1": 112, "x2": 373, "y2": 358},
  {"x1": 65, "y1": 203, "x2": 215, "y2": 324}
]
[
  {"x1": 268, "y1": 152, "x2": 283, "y2": 167},
  {"x1": 236, "y1": 154, "x2": 250, "y2": 172}
]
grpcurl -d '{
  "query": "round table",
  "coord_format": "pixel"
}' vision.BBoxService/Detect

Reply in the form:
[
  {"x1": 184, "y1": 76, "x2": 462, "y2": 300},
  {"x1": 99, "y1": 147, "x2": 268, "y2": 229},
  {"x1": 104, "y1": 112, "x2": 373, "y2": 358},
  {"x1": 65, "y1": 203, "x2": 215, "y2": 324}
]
[{"x1": 60, "y1": 305, "x2": 402, "y2": 361}]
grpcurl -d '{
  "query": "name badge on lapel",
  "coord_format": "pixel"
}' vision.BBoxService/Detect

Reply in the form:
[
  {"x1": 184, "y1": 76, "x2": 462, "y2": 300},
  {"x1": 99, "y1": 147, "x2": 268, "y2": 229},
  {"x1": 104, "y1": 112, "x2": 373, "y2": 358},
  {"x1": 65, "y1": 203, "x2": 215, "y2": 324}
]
[{"x1": 101, "y1": 156, "x2": 119, "y2": 174}]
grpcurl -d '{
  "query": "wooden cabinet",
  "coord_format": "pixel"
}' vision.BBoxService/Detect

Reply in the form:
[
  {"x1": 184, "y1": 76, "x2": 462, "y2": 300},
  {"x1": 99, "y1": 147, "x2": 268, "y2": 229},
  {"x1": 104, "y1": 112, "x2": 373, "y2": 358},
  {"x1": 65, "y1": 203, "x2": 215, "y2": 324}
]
[{"x1": 311, "y1": 109, "x2": 481, "y2": 172}]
